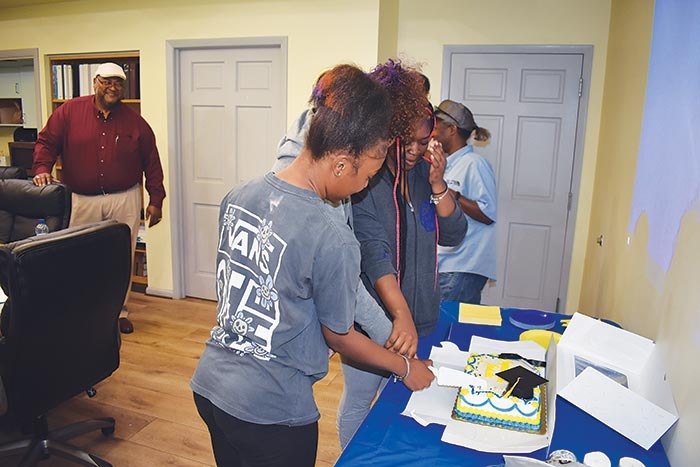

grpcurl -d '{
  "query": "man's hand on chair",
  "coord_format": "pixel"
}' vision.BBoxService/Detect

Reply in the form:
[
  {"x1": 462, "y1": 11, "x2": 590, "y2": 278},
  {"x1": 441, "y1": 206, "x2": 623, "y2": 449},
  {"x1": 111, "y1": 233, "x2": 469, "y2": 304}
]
[{"x1": 32, "y1": 173, "x2": 53, "y2": 187}]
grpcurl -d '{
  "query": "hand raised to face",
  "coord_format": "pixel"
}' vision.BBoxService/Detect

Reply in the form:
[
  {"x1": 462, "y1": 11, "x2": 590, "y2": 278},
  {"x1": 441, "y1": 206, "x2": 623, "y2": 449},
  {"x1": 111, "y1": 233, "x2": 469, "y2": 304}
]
[{"x1": 425, "y1": 138, "x2": 448, "y2": 189}]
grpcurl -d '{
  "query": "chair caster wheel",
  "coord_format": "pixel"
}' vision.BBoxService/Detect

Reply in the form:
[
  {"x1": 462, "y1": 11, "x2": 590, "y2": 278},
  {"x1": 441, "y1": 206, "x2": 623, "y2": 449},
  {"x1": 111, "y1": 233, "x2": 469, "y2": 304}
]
[{"x1": 101, "y1": 426, "x2": 115, "y2": 436}]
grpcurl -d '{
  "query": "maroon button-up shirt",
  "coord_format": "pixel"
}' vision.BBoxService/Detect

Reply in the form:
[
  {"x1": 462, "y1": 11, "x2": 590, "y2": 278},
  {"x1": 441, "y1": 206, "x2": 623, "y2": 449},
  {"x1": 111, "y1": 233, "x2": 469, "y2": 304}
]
[{"x1": 33, "y1": 95, "x2": 166, "y2": 208}]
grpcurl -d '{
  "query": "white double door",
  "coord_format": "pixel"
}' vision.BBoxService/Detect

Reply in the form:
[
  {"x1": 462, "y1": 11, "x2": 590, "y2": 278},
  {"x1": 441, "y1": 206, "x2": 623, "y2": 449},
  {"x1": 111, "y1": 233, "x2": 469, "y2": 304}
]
[
  {"x1": 179, "y1": 45, "x2": 285, "y2": 300},
  {"x1": 443, "y1": 50, "x2": 586, "y2": 311}
]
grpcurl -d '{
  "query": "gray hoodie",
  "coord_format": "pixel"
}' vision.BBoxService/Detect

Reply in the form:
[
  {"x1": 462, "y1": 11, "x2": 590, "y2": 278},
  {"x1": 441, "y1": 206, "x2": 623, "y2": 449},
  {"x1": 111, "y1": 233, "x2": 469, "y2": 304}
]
[
  {"x1": 271, "y1": 108, "x2": 312, "y2": 174},
  {"x1": 352, "y1": 162, "x2": 467, "y2": 336}
]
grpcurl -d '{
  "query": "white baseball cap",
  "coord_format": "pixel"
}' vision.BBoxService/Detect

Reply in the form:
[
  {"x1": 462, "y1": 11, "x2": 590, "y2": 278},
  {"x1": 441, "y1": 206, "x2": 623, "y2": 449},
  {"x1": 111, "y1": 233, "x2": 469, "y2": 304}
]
[{"x1": 94, "y1": 62, "x2": 126, "y2": 80}]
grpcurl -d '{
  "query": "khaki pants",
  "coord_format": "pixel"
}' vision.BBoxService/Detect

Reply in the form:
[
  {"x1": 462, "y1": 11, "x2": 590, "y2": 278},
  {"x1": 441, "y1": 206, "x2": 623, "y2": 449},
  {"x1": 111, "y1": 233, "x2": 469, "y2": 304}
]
[{"x1": 70, "y1": 184, "x2": 142, "y2": 317}]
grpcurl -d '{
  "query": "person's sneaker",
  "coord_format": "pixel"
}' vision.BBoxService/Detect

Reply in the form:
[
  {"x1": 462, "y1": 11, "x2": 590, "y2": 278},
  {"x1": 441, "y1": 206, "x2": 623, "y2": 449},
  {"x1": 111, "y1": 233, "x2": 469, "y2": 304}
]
[{"x1": 119, "y1": 317, "x2": 134, "y2": 334}]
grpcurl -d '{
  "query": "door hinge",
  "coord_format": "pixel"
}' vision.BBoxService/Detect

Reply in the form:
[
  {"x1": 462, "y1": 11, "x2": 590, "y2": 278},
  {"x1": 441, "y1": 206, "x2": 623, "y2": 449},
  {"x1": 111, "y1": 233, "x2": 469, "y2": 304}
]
[
  {"x1": 578, "y1": 77, "x2": 583, "y2": 97},
  {"x1": 555, "y1": 298, "x2": 560, "y2": 314},
  {"x1": 567, "y1": 192, "x2": 573, "y2": 211}
]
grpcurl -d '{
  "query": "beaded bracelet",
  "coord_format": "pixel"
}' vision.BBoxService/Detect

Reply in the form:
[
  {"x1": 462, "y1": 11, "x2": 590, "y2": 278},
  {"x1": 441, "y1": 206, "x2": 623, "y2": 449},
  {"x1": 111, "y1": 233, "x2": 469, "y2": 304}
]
[
  {"x1": 430, "y1": 190, "x2": 450, "y2": 205},
  {"x1": 393, "y1": 354, "x2": 411, "y2": 383}
]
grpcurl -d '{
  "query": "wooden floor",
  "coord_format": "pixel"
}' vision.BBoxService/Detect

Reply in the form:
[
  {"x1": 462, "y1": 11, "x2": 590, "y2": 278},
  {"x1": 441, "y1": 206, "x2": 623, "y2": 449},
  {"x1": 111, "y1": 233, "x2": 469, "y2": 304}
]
[{"x1": 0, "y1": 293, "x2": 345, "y2": 466}]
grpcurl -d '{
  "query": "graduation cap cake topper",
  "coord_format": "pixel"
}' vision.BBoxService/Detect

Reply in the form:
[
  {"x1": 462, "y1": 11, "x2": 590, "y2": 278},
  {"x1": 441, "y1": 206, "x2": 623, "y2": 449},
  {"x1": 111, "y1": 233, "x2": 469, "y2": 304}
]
[{"x1": 496, "y1": 365, "x2": 548, "y2": 400}]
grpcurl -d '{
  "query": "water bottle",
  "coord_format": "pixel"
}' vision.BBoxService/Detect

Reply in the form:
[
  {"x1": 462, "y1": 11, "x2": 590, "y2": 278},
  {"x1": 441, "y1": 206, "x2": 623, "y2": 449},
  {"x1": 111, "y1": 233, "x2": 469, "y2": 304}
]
[{"x1": 35, "y1": 218, "x2": 50, "y2": 236}]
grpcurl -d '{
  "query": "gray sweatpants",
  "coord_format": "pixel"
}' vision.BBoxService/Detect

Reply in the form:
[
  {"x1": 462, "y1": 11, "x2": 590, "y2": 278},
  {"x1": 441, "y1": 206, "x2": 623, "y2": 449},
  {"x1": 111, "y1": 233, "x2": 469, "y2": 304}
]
[{"x1": 337, "y1": 281, "x2": 392, "y2": 449}]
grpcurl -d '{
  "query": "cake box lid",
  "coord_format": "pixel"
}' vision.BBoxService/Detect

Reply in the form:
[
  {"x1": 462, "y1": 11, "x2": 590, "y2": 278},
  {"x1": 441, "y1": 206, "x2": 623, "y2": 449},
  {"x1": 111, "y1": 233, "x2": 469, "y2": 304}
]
[{"x1": 556, "y1": 312, "x2": 678, "y2": 450}]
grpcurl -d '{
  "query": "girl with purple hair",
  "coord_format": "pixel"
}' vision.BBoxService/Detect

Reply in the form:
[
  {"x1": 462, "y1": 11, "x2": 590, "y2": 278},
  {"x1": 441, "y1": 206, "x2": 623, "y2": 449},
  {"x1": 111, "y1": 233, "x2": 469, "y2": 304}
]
[{"x1": 337, "y1": 60, "x2": 467, "y2": 447}]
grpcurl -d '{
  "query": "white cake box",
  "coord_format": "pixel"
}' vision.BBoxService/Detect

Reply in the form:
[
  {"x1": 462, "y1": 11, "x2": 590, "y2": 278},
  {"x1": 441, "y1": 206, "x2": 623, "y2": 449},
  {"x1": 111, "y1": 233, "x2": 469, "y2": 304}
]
[
  {"x1": 402, "y1": 336, "x2": 557, "y2": 453},
  {"x1": 556, "y1": 312, "x2": 678, "y2": 450}
]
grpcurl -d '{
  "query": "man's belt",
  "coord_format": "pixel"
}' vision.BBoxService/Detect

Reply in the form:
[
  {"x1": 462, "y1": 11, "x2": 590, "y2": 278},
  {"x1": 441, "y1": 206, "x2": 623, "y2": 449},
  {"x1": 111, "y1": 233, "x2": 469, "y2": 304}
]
[{"x1": 76, "y1": 184, "x2": 139, "y2": 196}]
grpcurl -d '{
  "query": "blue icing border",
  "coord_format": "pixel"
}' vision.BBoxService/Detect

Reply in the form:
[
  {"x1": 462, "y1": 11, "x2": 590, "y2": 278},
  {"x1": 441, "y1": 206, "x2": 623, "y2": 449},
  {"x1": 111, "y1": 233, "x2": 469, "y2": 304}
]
[
  {"x1": 453, "y1": 408, "x2": 540, "y2": 432},
  {"x1": 457, "y1": 393, "x2": 540, "y2": 417}
]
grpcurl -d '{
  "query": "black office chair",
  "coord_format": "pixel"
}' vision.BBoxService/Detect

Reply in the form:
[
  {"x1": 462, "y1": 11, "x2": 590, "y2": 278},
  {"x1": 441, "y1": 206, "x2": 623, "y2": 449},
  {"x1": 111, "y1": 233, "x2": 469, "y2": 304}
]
[
  {"x1": 0, "y1": 168, "x2": 27, "y2": 180},
  {"x1": 0, "y1": 179, "x2": 71, "y2": 244},
  {"x1": 7, "y1": 143, "x2": 35, "y2": 178},
  {"x1": 12, "y1": 128, "x2": 37, "y2": 143},
  {"x1": 0, "y1": 220, "x2": 131, "y2": 466}
]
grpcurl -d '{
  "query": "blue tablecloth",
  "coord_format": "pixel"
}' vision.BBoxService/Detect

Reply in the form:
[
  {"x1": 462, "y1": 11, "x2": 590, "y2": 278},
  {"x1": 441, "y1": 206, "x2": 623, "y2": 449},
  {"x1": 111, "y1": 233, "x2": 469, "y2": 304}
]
[{"x1": 335, "y1": 303, "x2": 670, "y2": 466}]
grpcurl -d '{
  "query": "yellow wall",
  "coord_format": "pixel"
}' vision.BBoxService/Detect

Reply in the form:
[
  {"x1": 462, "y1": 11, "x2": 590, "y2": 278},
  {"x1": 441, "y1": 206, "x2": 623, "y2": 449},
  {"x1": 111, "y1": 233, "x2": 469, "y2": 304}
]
[
  {"x1": 580, "y1": 0, "x2": 698, "y2": 463},
  {"x1": 396, "y1": 0, "x2": 612, "y2": 313},
  {"x1": 0, "y1": 0, "x2": 381, "y2": 293},
  {"x1": 1, "y1": 0, "x2": 611, "y2": 307},
  {"x1": 377, "y1": 0, "x2": 399, "y2": 62}
]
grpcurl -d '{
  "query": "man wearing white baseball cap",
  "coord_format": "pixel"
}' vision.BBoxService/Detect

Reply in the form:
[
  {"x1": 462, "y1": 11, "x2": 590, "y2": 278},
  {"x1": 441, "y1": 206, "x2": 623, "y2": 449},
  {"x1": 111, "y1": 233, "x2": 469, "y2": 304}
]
[
  {"x1": 33, "y1": 62, "x2": 166, "y2": 334},
  {"x1": 95, "y1": 62, "x2": 126, "y2": 80}
]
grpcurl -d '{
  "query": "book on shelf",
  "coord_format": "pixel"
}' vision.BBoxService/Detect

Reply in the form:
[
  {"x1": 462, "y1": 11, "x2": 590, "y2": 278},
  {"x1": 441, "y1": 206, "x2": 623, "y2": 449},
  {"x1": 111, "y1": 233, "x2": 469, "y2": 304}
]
[
  {"x1": 53, "y1": 64, "x2": 77, "y2": 100},
  {"x1": 89, "y1": 63, "x2": 100, "y2": 84},
  {"x1": 136, "y1": 222, "x2": 146, "y2": 249},
  {"x1": 135, "y1": 252, "x2": 148, "y2": 276},
  {"x1": 51, "y1": 65, "x2": 57, "y2": 99},
  {"x1": 122, "y1": 62, "x2": 131, "y2": 99},
  {"x1": 119, "y1": 61, "x2": 138, "y2": 100},
  {"x1": 78, "y1": 63, "x2": 94, "y2": 97},
  {"x1": 131, "y1": 61, "x2": 139, "y2": 99},
  {"x1": 133, "y1": 253, "x2": 146, "y2": 276},
  {"x1": 63, "y1": 64, "x2": 73, "y2": 99},
  {"x1": 54, "y1": 64, "x2": 64, "y2": 100}
]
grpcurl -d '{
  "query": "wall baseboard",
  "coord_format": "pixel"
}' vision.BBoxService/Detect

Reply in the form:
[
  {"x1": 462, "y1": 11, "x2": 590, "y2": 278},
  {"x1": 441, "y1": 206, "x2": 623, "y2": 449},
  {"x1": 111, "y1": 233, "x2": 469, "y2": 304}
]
[{"x1": 145, "y1": 286, "x2": 174, "y2": 299}]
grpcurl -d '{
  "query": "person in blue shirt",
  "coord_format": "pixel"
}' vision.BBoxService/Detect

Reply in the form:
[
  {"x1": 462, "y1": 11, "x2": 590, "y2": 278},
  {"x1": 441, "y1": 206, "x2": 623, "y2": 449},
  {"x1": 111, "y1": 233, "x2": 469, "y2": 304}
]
[{"x1": 431, "y1": 100, "x2": 497, "y2": 304}]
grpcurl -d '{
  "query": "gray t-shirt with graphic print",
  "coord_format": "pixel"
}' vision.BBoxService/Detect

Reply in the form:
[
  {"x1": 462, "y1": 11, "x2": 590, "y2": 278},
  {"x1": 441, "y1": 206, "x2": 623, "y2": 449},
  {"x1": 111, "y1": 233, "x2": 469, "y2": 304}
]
[{"x1": 191, "y1": 173, "x2": 358, "y2": 426}]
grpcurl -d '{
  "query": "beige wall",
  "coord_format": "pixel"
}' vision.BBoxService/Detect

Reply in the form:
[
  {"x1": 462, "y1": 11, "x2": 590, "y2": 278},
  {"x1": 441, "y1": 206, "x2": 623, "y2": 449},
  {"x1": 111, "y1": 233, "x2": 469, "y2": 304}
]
[
  {"x1": 377, "y1": 0, "x2": 399, "y2": 62},
  {"x1": 580, "y1": 0, "x2": 698, "y2": 463},
  {"x1": 0, "y1": 0, "x2": 611, "y2": 307},
  {"x1": 396, "y1": 0, "x2": 613, "y2": 313},
  {"x1": 0, "y1": 0, "x2": 382, "y2": 292}
]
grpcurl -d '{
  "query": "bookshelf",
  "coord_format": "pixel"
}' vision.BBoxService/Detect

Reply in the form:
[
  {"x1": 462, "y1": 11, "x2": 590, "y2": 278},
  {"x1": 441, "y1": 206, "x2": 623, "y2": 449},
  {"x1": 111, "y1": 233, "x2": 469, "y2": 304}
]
[
  {"x1": 47, "y1": 51, "x2": 147, "y2": 290},
  {"x1": 48, "y1": 52, "x2": 140, "y2": 113}
]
